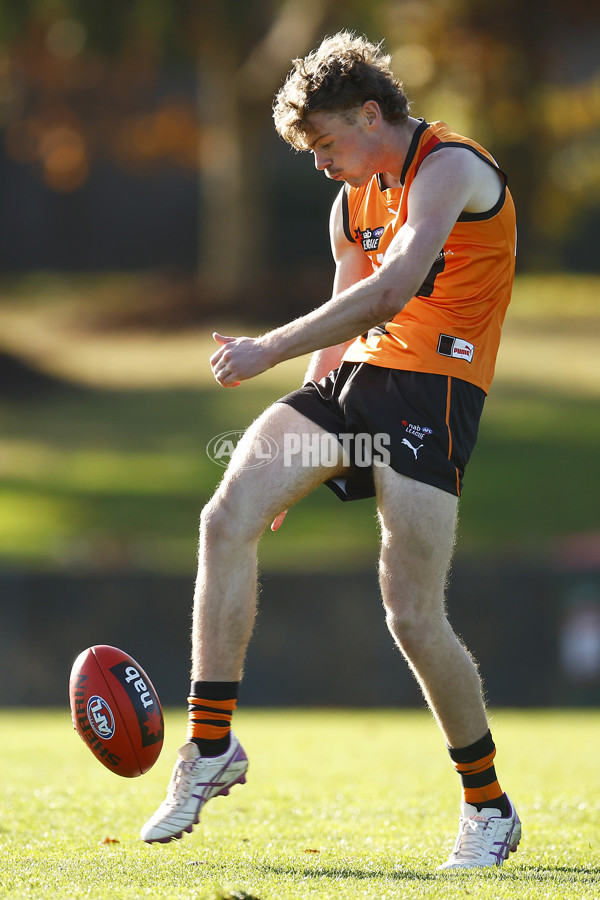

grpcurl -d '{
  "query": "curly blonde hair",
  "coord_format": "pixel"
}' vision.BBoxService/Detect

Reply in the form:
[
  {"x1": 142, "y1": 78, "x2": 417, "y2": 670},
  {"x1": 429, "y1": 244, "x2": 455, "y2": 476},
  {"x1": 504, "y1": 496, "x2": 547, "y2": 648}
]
[{"x1": 273, "y1": 31, "x2": 410, "y2": 149}]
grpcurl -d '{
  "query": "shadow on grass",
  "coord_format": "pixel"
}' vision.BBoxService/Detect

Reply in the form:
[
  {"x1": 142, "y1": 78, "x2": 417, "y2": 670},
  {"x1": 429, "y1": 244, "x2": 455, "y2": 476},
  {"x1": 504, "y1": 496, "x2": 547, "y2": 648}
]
[
  {"x1": 497, "y1": 864, "x2": 600, "y2": 880},
  {"x1": 0, "y1": 377, "x2": 599, "y2": 568},
  {"x1": 258, "y1": 861, "x2": 600, "y2": 884},
  {"x1": 258, "y1": 863, "x2": 438, "y2": 882}
]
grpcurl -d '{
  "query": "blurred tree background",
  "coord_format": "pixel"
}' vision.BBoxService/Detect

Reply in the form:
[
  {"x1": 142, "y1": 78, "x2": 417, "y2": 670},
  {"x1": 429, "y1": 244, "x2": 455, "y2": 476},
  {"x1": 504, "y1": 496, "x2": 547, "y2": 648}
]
[
  {"x1": 0, "y1": 0, "x2": 598, "y2": 574},
  {"x1": 1, "y1": 0, "x2": 599, "y2": 299}
]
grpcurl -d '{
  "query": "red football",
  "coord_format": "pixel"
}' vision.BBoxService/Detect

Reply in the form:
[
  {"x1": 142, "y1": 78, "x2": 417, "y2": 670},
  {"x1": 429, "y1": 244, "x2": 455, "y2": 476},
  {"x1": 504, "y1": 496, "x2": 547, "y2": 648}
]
[{"x1": 69, "y1": 645, "x2": 164, "y2": 778}]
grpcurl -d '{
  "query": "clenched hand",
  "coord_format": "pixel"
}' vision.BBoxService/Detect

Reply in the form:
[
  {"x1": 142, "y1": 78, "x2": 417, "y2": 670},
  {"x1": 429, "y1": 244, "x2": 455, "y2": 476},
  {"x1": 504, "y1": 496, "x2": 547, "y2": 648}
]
[{"x1": 210, "y1": 332, "x2": 273, "y2": 387}]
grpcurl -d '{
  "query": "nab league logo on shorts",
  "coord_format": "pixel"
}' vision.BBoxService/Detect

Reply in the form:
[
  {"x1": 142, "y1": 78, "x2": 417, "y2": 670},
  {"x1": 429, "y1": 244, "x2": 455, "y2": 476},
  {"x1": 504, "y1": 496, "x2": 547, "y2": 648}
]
[
  {"x1": 402, "y1": 421, "x2": 434, "y2": 440},
  {"x1": 437, "y1": 334, "x2": 474, "y2": 363},
  {"x1": 354, "y1": 225, "x2": 384, "y2": 252},
  {"x1": 401, "y1": 421, "x2": 433, "y2": 461}
]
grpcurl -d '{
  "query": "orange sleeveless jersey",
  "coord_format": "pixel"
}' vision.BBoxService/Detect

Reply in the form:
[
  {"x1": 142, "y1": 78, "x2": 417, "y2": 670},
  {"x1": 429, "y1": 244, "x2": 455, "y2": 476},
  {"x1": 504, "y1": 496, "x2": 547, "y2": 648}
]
[{"x1": 342, "y1": 119, "x2": 516, "y2": 394}]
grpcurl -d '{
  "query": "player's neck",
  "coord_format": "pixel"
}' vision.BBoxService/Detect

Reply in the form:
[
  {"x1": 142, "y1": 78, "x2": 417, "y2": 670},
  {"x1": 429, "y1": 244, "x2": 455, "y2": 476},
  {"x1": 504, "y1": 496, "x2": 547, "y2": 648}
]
[{"x1": 378, "y1": 116, "x2": 422, "y2": 189}]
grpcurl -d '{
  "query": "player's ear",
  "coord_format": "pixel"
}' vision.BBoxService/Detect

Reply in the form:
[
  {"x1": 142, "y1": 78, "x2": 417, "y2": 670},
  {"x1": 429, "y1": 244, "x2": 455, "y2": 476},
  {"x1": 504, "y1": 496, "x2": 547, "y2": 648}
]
[{"x1": 362, "y1": 100, "x2": 381, "y2": 128}]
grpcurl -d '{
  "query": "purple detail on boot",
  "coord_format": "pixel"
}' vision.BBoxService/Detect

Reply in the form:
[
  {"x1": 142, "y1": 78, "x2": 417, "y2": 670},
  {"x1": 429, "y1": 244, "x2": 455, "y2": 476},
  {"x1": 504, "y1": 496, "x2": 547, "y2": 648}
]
[
  {"x1": 231, "y1": 744, "x2": 248, "y2": 764},
  {"x1": 153, "y1": 831, "x2": 181, "y2": 844},
  {"x1": 490, "y1": 819, "x2": 518, "y2": 863},
  {"x1": 216, "y1": 772, "x2": 246, "y2": 797}
]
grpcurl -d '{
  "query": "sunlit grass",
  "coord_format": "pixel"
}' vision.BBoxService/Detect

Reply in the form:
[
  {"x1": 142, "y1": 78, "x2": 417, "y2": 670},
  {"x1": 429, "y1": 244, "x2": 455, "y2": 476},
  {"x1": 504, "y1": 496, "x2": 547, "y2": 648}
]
[
  {"x1": 507, "y1": 273, "x2": 600, "y2": 319},
  {"x1": 1, "y1": 708, "x2": 599, "y2": 899},
  {"x1": 0, "y1": 272, "x2": 599, "y2": 393},
  {"x1": 0, "y1": 272, "x2": 598, "y2": 571}
]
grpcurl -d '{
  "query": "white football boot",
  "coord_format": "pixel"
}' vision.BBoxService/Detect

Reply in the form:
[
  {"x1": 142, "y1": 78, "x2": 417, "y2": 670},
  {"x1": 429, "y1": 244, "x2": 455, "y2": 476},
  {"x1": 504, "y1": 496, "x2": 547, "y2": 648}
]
[
  {"x1": 438, "y1": 796, "x2": 521, "y2": 870},
  {"x1": 140, "y1": 733, "x2": 248, "y2": 843}
]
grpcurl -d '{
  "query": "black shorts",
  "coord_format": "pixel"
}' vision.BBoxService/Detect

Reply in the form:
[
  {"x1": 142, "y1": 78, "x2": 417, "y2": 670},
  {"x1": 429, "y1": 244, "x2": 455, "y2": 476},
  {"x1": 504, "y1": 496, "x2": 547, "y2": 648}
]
[{"x1": 277, "y1": 362, "x2": 485, "y2": 500}]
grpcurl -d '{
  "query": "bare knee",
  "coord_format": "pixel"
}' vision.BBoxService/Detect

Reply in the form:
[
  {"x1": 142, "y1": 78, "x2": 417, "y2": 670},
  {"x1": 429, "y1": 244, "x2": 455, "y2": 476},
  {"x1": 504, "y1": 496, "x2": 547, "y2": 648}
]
[
  {"x1": 379, "y1": 544, "x2": 451, "y2": 660},
  {"x1": 384, "y1": 602, "x2": 423, "y2": 655},
  {"x1": 200, "y1": 489, "x2": 265, "y2": 546},
  {"x1": 383, "y1": 593, "x2": 447, "y2": 661}
]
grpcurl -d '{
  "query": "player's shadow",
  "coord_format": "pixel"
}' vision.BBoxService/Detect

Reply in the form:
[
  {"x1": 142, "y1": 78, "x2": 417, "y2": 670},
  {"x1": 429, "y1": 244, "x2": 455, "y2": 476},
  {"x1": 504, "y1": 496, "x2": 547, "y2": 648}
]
[
  {"x1": 259, "y1": 863, "x2": 438, "y2": 883},
  {"x1": 498, "y1": 864, "x2": 600, "y2": 880},
  {"x1": 260, "y1": 862, "x2": 600, "y2": 884}
]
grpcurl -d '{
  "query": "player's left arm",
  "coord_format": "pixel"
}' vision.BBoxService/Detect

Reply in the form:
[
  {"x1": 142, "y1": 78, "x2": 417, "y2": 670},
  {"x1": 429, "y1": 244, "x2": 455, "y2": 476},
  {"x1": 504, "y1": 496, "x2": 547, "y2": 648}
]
[{"x1": 211, "y1": 148, "x2": 484, "y2": 387}]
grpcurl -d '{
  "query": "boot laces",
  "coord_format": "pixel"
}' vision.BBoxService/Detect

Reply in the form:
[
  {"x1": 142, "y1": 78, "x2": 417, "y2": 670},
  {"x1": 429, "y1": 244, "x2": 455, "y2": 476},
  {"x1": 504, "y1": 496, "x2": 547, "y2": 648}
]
[
  {"x1": 164, "y1": 759, "x2": 198, "y2": 806},
  {"x1": 454, "y1": 815, "x2": 494, "y2": 860}
]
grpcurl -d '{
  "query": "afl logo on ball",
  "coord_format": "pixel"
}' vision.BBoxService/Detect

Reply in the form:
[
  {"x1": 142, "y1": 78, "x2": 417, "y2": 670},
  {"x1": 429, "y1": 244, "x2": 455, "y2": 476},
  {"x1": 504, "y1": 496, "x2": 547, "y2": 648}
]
[{"x1": 87, "y1": 695, "x2": 116, "y2": 740}]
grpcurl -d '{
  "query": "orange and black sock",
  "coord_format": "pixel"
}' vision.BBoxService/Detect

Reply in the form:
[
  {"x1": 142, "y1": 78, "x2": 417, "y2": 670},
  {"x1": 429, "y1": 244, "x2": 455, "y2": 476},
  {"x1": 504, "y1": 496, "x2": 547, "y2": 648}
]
[
  {"x1": 449, "y1": 730, "x2": 510, "y2": 817},
  {"x1": 187, "y1": 681, "x2": 239, "y2": 757}
]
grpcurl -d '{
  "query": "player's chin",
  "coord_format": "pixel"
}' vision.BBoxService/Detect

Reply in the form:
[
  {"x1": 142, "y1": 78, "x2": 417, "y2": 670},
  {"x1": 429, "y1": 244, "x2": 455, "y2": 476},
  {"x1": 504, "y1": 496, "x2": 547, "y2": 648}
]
[{"x1": 343, "y1": 174, "x2": 369, "y2": 188}]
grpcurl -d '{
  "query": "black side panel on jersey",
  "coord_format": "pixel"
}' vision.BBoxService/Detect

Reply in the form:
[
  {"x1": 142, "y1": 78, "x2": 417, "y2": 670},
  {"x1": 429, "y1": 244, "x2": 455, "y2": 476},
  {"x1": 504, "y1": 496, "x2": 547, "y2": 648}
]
[
  {"x1": 400, "y1": 118, "x2": 429, "y2": 184},
  {"x1": 416, "y1": 250, "x2": 446, "y2": 298},
  {"x1": 341, "y1": 187, "x2": 354, "y2": 243}
]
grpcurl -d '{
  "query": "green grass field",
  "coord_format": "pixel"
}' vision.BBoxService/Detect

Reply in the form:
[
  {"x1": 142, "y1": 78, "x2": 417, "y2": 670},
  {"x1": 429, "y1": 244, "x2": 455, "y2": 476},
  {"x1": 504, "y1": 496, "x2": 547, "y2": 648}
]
[{"x1": 1, "y1": 708, "x2": 599, "y2": 899}]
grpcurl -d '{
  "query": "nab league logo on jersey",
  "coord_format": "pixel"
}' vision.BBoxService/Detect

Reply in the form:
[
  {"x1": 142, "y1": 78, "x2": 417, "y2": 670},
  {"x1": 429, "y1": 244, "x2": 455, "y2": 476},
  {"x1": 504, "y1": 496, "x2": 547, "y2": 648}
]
[{"x1": 354, "y1": 225, "x2": 384, "y2": 252}]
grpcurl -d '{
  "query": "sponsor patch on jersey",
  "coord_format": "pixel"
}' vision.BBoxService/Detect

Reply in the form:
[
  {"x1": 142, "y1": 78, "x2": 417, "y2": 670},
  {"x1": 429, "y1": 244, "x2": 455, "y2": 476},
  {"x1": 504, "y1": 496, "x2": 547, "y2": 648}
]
[
  {"x1": 437, "y1": 334, "x2": 474, "y2": 363},
  {"x1": 354, "y1": 225, "x2": 384, "y2": 252}
]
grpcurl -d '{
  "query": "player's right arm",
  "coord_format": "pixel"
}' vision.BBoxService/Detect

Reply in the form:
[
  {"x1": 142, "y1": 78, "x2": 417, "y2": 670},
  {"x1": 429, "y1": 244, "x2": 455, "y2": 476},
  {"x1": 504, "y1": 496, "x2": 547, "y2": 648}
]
[{"x1": 303, "y1": 187, "x2": 372, "y2": 384}]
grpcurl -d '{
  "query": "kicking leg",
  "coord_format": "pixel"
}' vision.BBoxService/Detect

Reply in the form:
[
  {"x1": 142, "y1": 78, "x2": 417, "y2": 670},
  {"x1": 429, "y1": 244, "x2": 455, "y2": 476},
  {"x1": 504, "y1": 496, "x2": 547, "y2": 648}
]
[
  {"x1": 141, "y1": 401, "x2": 348, "y2": 843},
  {"x1": 192, "y1": 401, "x2": 348, "y2": 681}
]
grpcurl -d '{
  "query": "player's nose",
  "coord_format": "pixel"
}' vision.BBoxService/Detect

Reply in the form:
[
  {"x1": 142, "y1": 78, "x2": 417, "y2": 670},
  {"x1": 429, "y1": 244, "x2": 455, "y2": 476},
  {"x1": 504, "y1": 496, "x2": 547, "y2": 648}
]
[{"x1": 313, "y1": 149, "x2": 331, "y2": 171}]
